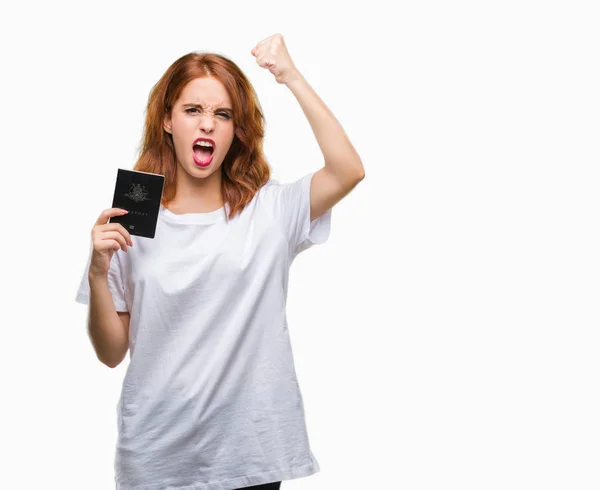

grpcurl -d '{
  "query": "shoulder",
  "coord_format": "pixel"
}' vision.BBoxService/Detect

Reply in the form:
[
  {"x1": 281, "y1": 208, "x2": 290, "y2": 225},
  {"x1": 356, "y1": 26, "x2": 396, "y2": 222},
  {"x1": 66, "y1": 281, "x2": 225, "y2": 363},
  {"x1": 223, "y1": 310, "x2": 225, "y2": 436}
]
[
  {"x1": 258, "y1": 173, "x2": 311, "y2": 200},
  {"x1": 255, "y1": 178, "x2": 281, "y2": 203},
  {"x1": 259, "y1": 177, "x2": 281, "y2": 192}
]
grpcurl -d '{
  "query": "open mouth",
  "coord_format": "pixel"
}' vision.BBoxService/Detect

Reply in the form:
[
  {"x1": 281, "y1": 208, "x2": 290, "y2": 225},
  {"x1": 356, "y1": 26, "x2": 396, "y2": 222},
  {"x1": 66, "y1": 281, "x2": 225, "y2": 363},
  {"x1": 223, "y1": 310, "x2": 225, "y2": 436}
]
[{"x1": 193, "y1": 143, "x2": 214, "y2": 163}]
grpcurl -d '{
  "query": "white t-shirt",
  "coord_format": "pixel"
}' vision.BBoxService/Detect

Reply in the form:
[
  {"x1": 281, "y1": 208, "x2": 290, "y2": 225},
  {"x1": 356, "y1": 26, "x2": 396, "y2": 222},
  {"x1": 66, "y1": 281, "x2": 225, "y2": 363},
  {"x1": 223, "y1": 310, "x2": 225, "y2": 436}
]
[{"x1": 75, "y1": 170, "x2": 331, "y2": 490}]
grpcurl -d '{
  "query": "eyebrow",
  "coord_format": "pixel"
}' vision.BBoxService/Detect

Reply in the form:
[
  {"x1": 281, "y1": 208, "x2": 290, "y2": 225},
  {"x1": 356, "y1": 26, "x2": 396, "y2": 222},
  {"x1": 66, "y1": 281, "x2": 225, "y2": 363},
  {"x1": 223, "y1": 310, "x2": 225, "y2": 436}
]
[{"x1": 182, "y1": 103, "x2": 233, "y2": 111}]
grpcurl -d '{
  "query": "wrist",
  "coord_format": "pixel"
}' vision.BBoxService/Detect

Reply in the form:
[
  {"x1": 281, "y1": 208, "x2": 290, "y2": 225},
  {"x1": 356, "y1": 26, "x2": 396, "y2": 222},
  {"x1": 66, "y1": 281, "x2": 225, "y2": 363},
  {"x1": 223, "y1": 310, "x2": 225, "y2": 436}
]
[
  {"x1": 88, "y1": 269, "x2": 108, "y2": 284},
  {"x1": 284, "y1": 69, "x2": 304, "y2": 89}
]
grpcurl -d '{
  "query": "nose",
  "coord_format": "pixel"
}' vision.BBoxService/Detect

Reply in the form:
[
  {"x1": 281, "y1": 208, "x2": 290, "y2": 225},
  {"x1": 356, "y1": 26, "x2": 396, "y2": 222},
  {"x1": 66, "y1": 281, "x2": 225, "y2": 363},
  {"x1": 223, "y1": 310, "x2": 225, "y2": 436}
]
[{"x1": 199, "y1": 113, "x2": 216, "y2": 134}]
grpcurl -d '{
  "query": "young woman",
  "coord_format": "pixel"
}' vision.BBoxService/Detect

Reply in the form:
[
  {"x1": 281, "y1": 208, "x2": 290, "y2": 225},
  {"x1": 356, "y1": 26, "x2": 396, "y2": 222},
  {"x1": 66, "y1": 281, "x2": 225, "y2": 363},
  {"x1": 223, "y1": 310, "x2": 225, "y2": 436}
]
[{"x1": 75, "y1": 34, "x2": 365, "y2": 490}]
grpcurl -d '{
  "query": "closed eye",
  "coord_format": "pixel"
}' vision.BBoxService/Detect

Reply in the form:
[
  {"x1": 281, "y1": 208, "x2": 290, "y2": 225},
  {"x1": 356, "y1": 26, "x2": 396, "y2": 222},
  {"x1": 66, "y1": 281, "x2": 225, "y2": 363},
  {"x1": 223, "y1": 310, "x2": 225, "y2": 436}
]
[{"x1": 185, "y1": 108, "x2": 231, "y2": 119}]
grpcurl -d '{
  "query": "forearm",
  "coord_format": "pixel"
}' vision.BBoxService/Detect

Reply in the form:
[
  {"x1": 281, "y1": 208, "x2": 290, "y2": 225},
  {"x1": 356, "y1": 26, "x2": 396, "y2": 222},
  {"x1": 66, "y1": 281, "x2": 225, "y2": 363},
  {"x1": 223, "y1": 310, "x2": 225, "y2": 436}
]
[
  {"x1": 87, "y1": 272, "x2": 128, "y2": 368},
  {"x1": 286, "y1": 71, "x2": 365, "y2": 179}
]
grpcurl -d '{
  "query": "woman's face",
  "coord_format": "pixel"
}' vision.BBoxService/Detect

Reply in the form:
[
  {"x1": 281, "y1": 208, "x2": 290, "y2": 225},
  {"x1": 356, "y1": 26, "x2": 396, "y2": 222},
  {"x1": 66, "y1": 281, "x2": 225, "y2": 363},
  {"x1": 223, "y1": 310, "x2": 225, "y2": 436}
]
[{"x1": 163, "y1": 76, "x2": 235, "y2": 179}]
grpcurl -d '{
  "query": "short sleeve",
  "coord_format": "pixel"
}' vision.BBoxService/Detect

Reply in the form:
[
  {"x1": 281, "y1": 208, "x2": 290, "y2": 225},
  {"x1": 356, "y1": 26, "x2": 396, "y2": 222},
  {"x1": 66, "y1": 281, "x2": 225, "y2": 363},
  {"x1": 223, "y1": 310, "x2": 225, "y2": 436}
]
[
  {"x1": 74, "y1": 238, "x2": 129, "y2": 312},
  {"x1": 266, "y1": 170, "x2": 332, "y2": 256}
]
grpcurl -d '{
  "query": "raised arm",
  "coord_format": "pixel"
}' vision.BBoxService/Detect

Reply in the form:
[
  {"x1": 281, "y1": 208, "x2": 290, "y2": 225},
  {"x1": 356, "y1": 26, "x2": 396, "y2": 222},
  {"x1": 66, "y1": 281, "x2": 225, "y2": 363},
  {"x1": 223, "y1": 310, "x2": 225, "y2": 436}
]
[{"x1": 252, "y1": 33, "x2": 365, "y2": 221}]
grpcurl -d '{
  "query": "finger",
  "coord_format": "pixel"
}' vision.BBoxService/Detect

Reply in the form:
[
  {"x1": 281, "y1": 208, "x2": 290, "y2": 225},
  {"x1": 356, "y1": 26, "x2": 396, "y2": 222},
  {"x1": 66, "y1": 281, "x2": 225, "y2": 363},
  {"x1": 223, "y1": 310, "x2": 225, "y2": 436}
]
[
  {"x1": 96, "y1": 208, "x2": 128, "y2": 226},
  {"x1": 253, "y1": 37, "x2": 273, "y2": 54},
  {"x1": 257, "y1": 35, "x2": 273, "y2": 46},
  {"x1": 252, "y1": 45, "x2": 265, "y2": 58},
  {"x1": 92, "y1": 236, "x2": 123, "y2": 255},
  {"x1": 95, "y1": 238, "x2": 122, "y2": 255},
  {"x1": 118, "y1": 223, "x2": 134, "y2": 247},
  {"x1": 101, "y1": 231, "x2": 128, "y2": 252},
  {"x1": 107, "y1": 239, "x2": 122, "y2": 253},
  {"x1": 101, "y1": 223, "x2": 133, "y2": 246},
  {"x1": 260, "y1": 58, "x2": 275, "y2": 69},
  {"x1": 257, "y1": 56, "x2": 271, "y2": 68}
]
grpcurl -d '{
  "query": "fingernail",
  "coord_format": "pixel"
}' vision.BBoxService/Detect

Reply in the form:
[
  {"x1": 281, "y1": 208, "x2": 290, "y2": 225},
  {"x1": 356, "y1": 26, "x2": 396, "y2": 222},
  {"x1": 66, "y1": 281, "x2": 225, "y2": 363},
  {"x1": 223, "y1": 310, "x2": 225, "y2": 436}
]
[{"x1": 121, "y1": 209, "x2": 129, "y2": 214}]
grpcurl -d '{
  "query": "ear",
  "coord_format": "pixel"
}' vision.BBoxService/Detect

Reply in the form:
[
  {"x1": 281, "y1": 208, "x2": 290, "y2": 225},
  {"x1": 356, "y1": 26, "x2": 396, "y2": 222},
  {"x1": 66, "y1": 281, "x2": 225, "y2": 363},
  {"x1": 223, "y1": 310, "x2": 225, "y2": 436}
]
[{"x1": 163, "y1": 112, "x2": 172, "y2": 134}]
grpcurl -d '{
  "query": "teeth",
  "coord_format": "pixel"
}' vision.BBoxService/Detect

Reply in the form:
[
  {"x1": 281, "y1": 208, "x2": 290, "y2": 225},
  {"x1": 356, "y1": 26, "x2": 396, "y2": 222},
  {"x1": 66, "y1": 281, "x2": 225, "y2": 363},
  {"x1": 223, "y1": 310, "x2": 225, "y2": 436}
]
[{"x1": 195, "y1": 141, "x2": 214, "y2": 148}]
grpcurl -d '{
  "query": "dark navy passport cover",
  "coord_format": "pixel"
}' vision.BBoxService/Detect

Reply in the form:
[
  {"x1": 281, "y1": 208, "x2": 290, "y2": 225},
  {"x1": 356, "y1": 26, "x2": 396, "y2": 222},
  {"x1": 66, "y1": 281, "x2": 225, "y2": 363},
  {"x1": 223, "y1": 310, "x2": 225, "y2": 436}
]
[{"x1": 109, "y1": 169, "x2": 165, "y2": 239}]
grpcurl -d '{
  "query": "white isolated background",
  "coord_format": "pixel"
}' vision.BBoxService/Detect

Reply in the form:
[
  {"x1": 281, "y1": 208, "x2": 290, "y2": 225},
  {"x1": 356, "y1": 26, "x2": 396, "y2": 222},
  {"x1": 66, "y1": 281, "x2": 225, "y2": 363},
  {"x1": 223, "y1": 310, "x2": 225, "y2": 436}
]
[{"x1": 0, "y1": 1, "x2": 598, "y2": 489}]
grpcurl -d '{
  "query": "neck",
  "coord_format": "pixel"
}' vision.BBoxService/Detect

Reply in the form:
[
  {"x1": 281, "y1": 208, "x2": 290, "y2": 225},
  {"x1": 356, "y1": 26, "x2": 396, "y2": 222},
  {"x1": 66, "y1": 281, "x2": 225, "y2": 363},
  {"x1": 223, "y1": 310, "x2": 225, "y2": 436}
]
[{"x1": 169, "y1": 165, "x2": 224, "y2": 214}]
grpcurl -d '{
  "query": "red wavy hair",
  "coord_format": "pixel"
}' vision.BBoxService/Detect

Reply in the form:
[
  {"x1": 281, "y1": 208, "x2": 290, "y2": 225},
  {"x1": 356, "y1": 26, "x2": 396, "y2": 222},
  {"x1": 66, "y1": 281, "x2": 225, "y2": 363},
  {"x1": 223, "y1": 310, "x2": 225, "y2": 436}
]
[{"x1": 133, "y1": 52, "x2": 271, "y2": 220}]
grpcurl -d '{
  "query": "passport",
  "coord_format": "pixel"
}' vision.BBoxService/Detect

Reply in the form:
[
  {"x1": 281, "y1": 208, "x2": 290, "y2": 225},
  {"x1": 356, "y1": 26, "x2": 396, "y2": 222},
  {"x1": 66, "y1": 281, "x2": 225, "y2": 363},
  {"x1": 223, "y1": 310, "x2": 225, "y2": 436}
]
[{"x1": 109, "y1": 168, "x2": 165, "y2": 239}]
